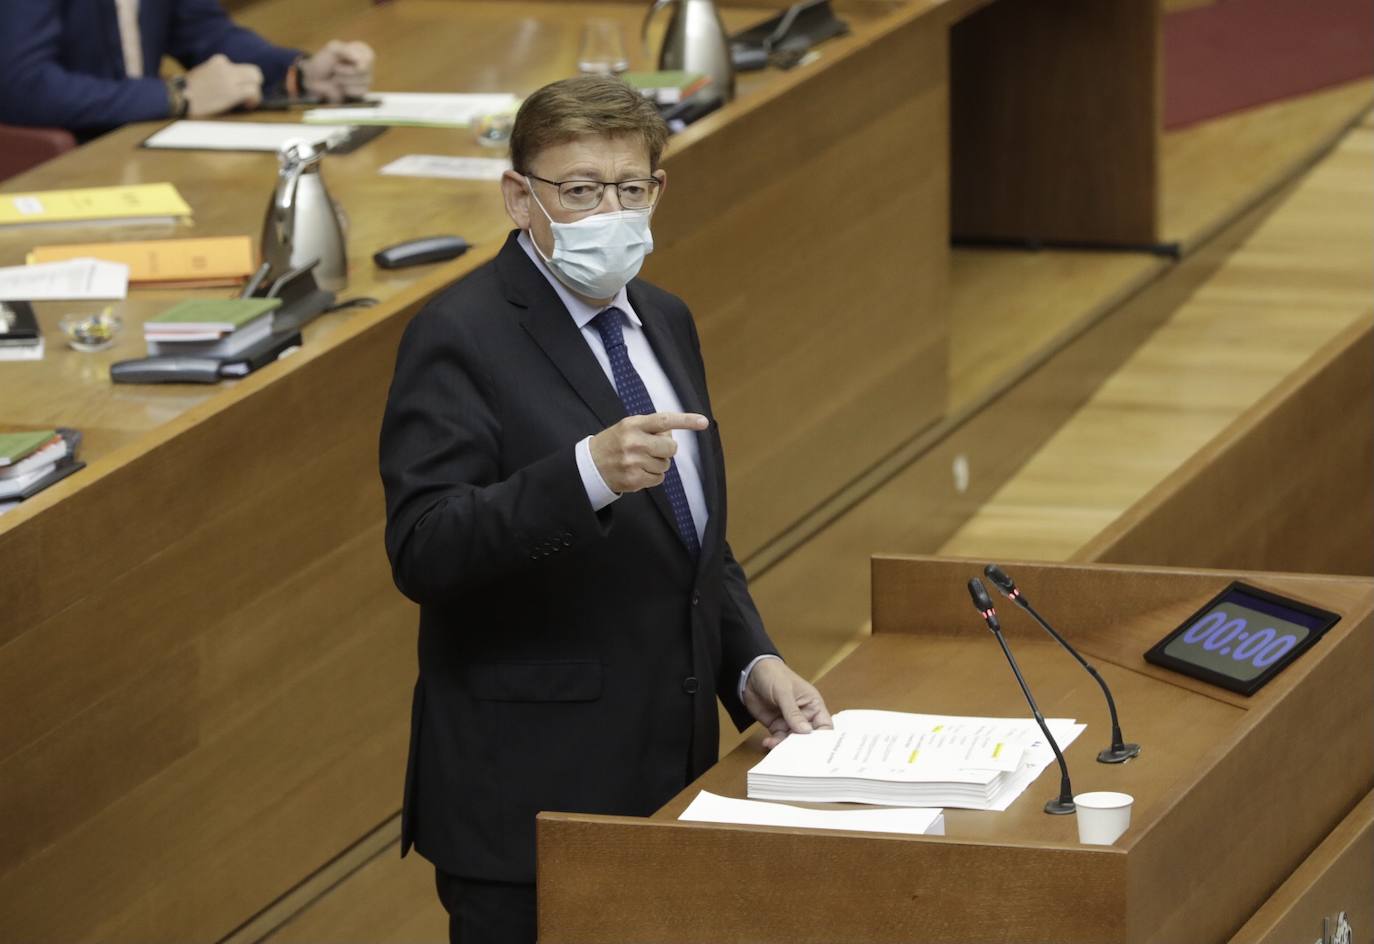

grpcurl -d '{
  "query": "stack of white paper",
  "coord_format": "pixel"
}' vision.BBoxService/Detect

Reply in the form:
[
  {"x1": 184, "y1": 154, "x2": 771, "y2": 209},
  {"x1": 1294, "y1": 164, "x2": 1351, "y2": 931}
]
[
  {"x1": 0, "y1": 258, "x2": 128, "y2": 300},
  {"x1": 380, "y1": 154, "x2": 511, "y2": 180},
  {"x1": 679, "y1": 791, "x2": 945, "y2": 837},
  {"x1": 747, "y1": 710, "x2": 1085, "y2": 811},
  {"x1": 305, "y1": 93, "x2": 519, "y2": 128},
  {"x1": 143, "y1": 121, "x2": 355, "y2": 153}
]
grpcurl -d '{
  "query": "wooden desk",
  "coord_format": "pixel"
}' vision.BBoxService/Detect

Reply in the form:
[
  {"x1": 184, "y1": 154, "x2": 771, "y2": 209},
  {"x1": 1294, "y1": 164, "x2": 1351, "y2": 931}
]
[
  {"x1": 0, "y1": 0, "x2": 957, "y2": 557},
  {"x1": 0, "y1": 2, "x2": 1165, "y2": 940},
  {"x1": 539, "y1": 556, "x2": 1374, "y2": 943},
  {"x1": 0, "y1": 2, "x2": 952, "y2": 940}
]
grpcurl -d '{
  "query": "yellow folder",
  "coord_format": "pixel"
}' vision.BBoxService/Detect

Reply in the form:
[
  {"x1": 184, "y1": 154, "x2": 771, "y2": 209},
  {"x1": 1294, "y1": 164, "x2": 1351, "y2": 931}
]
[
  {"x1": 28, "y1": 236, "x2": 257, "y2": 288},
  {"x1": 0, "y1": 183, "x2": 192, "y2": 226}
]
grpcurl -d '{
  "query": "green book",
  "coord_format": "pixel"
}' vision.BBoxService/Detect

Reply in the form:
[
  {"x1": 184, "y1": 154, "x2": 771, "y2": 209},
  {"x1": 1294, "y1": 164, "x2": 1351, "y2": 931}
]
[
  {"x1": 145, "y1": 297, "x2": 281, "y2": 334},
  {"x1": 620, "y1": 71, "x2": 710, "y2": 105},
  {"x1": 0, "y1": 430, "x2": 58, "y2": 467}
]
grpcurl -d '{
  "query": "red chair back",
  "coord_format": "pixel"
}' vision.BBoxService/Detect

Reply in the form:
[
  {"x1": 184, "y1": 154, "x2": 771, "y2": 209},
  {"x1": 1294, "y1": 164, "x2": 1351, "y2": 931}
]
[{"x1": 0, "y1": 124, "x2": 77, "y2": 183}]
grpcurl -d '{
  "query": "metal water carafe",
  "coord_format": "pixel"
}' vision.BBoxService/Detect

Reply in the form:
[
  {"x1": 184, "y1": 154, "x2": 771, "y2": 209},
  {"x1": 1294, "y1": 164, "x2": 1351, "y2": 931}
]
[
  {"x1": 643, "y1": 0, "x2": 736, "y2": 102},
  {"x1": 261, "y1": 139, "x2": 347, "y2": 292}
]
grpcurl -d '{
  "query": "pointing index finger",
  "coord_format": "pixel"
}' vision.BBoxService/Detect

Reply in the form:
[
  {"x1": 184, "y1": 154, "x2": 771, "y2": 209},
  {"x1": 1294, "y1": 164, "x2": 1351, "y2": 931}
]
[{"x1": 648, "y1": 412, "x2": 708, "y2": 433}]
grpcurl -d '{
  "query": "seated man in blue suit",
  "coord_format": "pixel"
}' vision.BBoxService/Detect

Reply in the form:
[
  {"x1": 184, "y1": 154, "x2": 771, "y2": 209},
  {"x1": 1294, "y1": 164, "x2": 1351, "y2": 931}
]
[
  {"x1": 0, "y1": 0, "x2": 374, "y2": 138},
  {"x1": 380, "y1": 74, "x2": 834, "y2": 943}
]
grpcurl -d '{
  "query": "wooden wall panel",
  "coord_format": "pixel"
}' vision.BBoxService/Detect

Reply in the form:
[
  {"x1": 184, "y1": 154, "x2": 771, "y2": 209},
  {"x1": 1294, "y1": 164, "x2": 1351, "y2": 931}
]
[
  {"x1": 951, "y1": 0, "x2": 1160, "y2": 245},
  {"x1": 538, "y1": 813, "x2": 1127, "y2": 944},
  {"x1": 645, "y1": 7, "x2": 950, "y2": 557},
  {"x1": 1126, "y1": 598, "x2": 1374, "y2": 944},
  {"x1": 1077, "y1": 317, "x2": 1374, "y2": 576},
  {"x1": 1227, "y1": 792, "x2": 1373, "y2": 944},
  {"x1": 0, "y1": 302, "x2": 419, "y2": 943}
]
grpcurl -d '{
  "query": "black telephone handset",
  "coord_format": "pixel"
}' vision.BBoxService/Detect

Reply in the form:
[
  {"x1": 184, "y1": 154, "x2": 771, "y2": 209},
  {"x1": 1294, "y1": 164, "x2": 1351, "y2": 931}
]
[
  {"x1": 730, "y1": 0, "x2": 849, "y2": 71},
  {"x1": 373, "y1": 236, "x2": 471, "y2": 270}
]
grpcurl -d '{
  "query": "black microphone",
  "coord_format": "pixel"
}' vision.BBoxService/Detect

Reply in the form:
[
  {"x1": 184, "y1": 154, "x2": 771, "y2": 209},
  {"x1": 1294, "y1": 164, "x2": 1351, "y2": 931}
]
[
  {"x1": 967, "y1": 578, "x2": 1075, "y2": 815},
  {"x1": 984, "y1": 564, "x2": 1141, "y2": 764}
]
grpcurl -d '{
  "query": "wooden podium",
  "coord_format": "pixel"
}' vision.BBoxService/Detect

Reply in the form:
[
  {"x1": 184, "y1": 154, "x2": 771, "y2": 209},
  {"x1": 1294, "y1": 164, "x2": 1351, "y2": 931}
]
[{"x1": 537, "y1": 556, "x2": 1374, "y2": 943}]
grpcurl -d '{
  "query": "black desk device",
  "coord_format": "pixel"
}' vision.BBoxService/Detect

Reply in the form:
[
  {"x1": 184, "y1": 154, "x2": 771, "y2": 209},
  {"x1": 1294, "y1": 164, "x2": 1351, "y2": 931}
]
[
  {"x1": 1144, "y1": 581, "x2": 1340, "y2": 695},
  {"x1": 730, "y1": 0, "x2": 849, "y2": 69},
  {"x1": 110, "y1": 332, "x2": 303, "y2": 384},
  {"x1": 266, "y1": 260, "x2": 336, "y2": 334},
  {"x1": 374, "y1": 236, "x2": 470, "y2": 269}
]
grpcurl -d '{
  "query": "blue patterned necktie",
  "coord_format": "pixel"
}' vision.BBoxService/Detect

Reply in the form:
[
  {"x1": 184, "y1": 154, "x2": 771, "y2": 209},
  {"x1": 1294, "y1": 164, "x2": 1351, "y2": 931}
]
[{"x1": 591, "y1": 307, "x2": 701, "y2": 558}]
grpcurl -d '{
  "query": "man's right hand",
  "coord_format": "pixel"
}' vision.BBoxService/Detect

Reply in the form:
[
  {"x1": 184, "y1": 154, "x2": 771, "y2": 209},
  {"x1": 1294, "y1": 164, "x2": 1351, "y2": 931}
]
[
  {"x1": 183, "y1": 54, "x2": 264, "y2": 117},
  {"x1": 589, "y1": 412, "x2": 708, "y2": 494}
]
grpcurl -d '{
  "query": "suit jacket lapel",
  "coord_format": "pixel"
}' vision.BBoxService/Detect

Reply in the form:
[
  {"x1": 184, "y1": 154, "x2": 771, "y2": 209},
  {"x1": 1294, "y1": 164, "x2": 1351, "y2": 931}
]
[
  {"x1": 499, "y1": 234, "x2": 626, "y2": 430},
  {"x1": 631, "y1": 284, "x2": 722, "y2": 570},
  {"x1": 500, "y1": 234, "x2": 696, "y2": 559}
]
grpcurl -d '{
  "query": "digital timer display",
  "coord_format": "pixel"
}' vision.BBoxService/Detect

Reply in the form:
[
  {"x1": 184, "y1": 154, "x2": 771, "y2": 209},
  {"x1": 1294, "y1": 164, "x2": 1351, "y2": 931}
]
[{"x1": 1145, "y1": 582, "x2": 1340, "y2": 695}]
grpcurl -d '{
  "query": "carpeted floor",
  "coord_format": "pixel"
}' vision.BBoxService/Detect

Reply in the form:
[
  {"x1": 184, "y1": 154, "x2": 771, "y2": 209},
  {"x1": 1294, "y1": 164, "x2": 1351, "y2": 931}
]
[{"x1": 1164, "y1": 0, "x2": 1374, "y2": 129}]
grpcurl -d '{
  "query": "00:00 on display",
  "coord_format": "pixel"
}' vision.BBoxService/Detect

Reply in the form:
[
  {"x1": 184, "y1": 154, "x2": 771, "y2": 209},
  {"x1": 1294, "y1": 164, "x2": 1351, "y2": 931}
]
[{"x1": 1180, "y1": 611, "x2": 1298, "y2": 668}]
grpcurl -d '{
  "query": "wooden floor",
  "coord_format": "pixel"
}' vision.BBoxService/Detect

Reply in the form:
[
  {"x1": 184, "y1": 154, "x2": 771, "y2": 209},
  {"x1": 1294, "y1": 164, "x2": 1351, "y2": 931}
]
[
  {"x1": 229, "y1": 84, "x2": 1374, "y2": 943},
  {"x1": 1160, "y1": 79, "x2": 1372, "y2": 248},
  {"x1": 942, "y1": 123, "x2": 1374, "y2": 561}
]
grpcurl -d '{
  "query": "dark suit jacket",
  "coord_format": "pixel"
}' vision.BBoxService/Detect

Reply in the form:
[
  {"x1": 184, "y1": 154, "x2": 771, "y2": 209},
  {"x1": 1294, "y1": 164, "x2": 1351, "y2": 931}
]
[
  {"x1": 380, "y1": 230, "x2": 778, "y2": 883},
  {"x1": 0, "y1": 0, "x2": 297, "y2": 135}
]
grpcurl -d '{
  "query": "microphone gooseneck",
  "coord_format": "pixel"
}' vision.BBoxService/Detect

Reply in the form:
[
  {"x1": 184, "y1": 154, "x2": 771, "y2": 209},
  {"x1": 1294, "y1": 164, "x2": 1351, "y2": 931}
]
[
  {"x1": 967, "y1": 578, "x2": 1075, "y2": 815},
  {"x1": 983, "y1": 564, "x2": 1141, "y2": 765}
]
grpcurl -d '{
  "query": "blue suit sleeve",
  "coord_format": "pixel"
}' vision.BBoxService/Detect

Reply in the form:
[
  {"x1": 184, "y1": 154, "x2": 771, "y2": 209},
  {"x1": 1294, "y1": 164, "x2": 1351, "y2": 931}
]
[
  {"x1": 165, "y1": 0, "x2": 299, "y2": 90},
  {"x1": 0, "y1": 0, "x2": 170, "y2": 130}
]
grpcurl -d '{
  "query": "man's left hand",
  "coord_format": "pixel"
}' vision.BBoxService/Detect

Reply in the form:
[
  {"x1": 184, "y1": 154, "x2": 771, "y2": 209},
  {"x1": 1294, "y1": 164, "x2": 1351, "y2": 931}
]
[
  {"x1": 742, "y1": 658, "x2": 833, "y2": 749},
  {"x1": 301, "y1": 40, "x2": 376, "y2": 103}
]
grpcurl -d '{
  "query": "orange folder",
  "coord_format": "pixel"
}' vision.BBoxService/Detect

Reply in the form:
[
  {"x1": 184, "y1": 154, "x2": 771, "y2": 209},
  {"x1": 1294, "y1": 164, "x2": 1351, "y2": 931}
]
[{"x1": 28, "y1": 236, "x2": 258, "y2": 288}]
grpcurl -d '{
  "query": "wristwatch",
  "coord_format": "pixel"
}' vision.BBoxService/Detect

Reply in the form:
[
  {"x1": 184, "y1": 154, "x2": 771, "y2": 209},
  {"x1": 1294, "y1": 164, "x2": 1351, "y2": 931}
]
[
  {"x1": 165, "y1": 74, "x2": 189, "y2": 118},
  {"x1": 286, "y1": 54, "x2": 309, "y2": 99}
]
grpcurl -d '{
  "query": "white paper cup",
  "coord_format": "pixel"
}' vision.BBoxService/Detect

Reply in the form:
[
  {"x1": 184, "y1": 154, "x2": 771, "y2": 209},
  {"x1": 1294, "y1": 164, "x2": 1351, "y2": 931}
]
[{"x1": 1074, "y1": 791, "x2": 1133, "y2": 845}]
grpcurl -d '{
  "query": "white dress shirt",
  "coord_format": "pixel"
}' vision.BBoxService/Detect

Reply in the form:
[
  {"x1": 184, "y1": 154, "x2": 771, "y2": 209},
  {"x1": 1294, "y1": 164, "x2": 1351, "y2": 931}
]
[
  {"x1": 517, "y1": 231, "x2": 777, "y2": 697},
  {"x1": 113, "y1": 0, "x2": 144, "y2": 77},
  {"x1": 517, "y1": 230, "x2": 708, "y2": 544}
]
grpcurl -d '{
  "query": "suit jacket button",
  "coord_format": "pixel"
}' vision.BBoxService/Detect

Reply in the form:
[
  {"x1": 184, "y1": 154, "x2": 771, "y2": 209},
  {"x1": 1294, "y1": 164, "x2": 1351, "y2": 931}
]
[
  {"x1": 683, "y1": 676, "x2": 699, "y2": 694},
  {"x1": 691, "y1": 591, "x2": 700, "y2": 606}
]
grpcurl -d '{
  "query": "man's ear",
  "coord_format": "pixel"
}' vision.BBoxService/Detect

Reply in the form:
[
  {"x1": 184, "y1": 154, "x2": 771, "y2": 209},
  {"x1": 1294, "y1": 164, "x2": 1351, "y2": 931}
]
[
  {"x1": 654, "y1": 168, "x2": 667, "y2": 204},
  {"x1": 501, "y1": 171, "x2": 531, "y2": 229}
]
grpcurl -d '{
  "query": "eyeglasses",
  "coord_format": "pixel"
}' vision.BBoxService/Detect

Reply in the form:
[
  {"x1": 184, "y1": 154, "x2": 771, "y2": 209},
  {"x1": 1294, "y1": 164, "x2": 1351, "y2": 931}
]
[{"x1": 526, "y1": 174, "x2": 661, "y2": 211}]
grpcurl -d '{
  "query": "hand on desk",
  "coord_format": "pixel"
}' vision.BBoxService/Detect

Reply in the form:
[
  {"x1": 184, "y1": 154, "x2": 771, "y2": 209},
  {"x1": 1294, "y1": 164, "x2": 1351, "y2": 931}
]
[
  {"x1": 302, "y1": 40, "x2": 376, "y2": 103},
  {"x1": 744, "y1": 658, "x2": 833, "y2": 749},
  {"x1": 185, "y1": 54, "x2": 263, "y2": 116},
  {"x1": 590, "y1": 412, "x2": 707, "y2": 494}
]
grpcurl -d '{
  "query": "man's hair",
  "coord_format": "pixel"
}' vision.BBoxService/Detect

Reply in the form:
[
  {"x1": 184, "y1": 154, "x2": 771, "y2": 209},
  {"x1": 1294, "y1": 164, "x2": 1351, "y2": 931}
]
[{"x1": 510, "y1": 74, "x2": 669, "y2": 174}]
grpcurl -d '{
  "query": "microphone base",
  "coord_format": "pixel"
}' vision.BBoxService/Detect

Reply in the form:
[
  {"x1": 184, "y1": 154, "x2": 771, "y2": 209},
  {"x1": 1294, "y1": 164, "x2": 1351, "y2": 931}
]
[
  {"x1": 1044, "y1": 797, "x2": 1076, "y2": 815},
  {"x1": 1097, "y1": 742, "x2": 1142, "y2": 764}
]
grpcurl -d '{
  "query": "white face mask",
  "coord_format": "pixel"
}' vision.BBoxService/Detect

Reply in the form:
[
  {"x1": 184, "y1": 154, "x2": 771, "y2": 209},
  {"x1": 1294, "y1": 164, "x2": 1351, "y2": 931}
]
[{"x1": 526, "y1": 178, "x2": 655, "y2": 299}]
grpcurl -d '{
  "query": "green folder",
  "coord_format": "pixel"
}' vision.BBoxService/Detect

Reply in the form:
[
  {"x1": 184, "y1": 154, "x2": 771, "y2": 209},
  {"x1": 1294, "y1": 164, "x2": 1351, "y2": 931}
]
[
  {"x1": 0, "y1": 430, "x2": 57, "y2": 466},
  {"x1": 146, "y1": 298, "x2": 281, "y2": 332}
]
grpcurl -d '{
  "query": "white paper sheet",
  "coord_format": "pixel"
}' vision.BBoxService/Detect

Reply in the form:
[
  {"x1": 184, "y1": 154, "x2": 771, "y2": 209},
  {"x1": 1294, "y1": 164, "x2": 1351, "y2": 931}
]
[
  {"x1": 0, "y1": 259, "x2": 128, "y2": 300},
  {"x1": 143, "y1": 121, "x2": 354, "y2": 152},
  {"x1": 0, "y1": 337, "x2": 44, "y2": 361},
  {"x1": 305, "y1": 93, "x2": 518, "y2": 128},
  {"x1": 747, "y1": 711, "x2": 1086, "y2": 810},
  {"x1": 380, "y1": 154, "x2": 511, "y2": 181},
  {"x1": 986, "y1": 717, "x2": 1086, "y2": 812},
  {"x1": 680, "y1": 791, "x2": 945, "y2": 836}
]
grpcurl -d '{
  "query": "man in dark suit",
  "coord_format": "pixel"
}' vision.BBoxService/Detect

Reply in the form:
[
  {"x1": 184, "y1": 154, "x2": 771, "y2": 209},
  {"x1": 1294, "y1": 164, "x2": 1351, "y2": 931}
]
[
  {"x1": 380, "y1": 74, "x2": 832, "y2": 943},
  {"x1": 0, "y1": 0, "x2": 373, "y2": 138}
]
